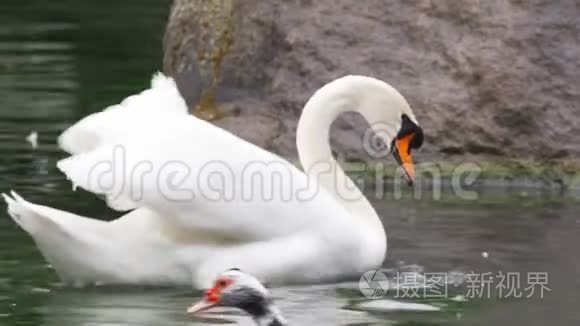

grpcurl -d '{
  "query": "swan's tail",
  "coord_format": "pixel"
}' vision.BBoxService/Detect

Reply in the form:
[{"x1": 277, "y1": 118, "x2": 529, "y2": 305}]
[
  {"x1": 58, "y1": 72, "x2": 188, "y2": 155},
  {"x1": 2, "y1": 191, "x2": 64, "y2": 237},
  {"x1": 2, "y1": 191, "x2": 116, "y2": 284},
  {"x1": 2, "y1": 190, "x2": 108, "y2": 237}
]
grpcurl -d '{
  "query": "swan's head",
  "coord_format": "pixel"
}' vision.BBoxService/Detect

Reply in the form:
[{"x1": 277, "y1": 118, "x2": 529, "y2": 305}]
[
  {"x1": 188, "y1": 269, "x2": 285, "y2": 324},
  {"x1": 298, "y1": 75, "x2": 424, "y2": 185},
  {"x1": 390, "y1": 113, "x2": 423, "y2": 185},
  {"x1": 352, "y1": 76, "x2": 424, "y2": 185}
]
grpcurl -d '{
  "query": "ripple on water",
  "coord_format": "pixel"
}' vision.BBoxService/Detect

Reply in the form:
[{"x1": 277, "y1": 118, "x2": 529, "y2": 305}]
[{"x1": 355, "y1": 299, "x2": 441, "y2": 313}]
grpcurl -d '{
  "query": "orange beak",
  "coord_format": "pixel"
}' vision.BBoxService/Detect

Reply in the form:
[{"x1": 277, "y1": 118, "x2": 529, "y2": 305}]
[{"x1": 392, "y1": 133, "x2": 416, "y2": 186}]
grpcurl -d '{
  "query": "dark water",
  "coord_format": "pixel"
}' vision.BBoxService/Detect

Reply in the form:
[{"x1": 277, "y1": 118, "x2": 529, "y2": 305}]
[{"x1": 1, "y1": 1, "x2": 579, "y2": 325}]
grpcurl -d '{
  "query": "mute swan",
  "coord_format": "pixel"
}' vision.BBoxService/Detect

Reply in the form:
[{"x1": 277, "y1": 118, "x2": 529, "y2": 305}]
[
  {"x1": 188, "y1": 268, "x2": 287, "y2": 326},
  {"x1": 2, "y1": 73, "x2": 423, "y2": 288}
]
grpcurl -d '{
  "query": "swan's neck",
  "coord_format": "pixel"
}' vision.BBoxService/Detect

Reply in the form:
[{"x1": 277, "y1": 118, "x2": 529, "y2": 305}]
[{"x1": 296, "y1": 77, "x2": 395, "y2": 232}]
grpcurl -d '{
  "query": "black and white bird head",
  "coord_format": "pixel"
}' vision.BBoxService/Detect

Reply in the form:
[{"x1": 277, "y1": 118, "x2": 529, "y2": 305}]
[{"x1": 188, "y1": 269, "x2": 287, "y2": 326}]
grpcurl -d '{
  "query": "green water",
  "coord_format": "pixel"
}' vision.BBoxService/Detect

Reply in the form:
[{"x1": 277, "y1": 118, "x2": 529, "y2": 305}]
[{"x1": 0, "y1": 1, "x2": 579, "y2": 325}]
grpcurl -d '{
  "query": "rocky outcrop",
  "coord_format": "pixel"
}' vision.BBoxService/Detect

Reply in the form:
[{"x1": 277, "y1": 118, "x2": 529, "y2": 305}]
[{"x1": 164, "y1": 0, "x2": 580, "y2": 170}]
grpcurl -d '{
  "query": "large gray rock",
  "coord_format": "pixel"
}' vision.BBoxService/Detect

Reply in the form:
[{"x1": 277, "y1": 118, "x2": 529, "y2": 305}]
[{"x1": 164, "y1": 0, "x2": 580, "y2": 166}]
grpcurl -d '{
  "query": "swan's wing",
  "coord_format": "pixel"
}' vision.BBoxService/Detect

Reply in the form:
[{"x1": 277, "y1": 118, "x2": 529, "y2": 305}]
[
  {"x1": 57, "y1": 114, "x2": 347, "y2": 241},
  {"x1": 58, "y1": 73, "x2": 188, "y2": 155},
  {"x1": 56, "y1": 72, "x2": 347, "y2": 240}
]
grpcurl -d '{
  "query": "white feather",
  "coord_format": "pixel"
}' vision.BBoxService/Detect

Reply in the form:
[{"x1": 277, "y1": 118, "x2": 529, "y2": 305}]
[{"x1": 58, "y1": 72, "x2": 187, "y2": 155}]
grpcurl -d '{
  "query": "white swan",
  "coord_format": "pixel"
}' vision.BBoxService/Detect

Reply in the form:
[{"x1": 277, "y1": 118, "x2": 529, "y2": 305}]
[{"x1": 2, "y1": 73, "x2": 423, "y2": 288}]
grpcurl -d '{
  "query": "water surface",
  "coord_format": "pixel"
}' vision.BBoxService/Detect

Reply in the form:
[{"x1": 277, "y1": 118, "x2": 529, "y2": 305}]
[{"x1": 0, "y1": 1, "x2": 579, "y2": 325}]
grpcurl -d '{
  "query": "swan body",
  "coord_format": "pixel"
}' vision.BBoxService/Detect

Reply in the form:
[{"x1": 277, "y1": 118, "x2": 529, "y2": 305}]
[{"x1": 3, "y1": 73, "x2": 421, "y2": 288}]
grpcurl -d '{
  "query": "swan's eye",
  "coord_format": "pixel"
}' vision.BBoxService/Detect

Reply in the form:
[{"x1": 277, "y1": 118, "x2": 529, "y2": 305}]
[{"x1": 398, "y1": 115, "x2": 423, "y2": 150}]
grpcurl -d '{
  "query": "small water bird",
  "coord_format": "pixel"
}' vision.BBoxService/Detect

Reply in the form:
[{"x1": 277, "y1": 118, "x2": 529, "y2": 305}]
[{"x1": 188, "y1": 269, "x2": 286, "y2": 326}]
